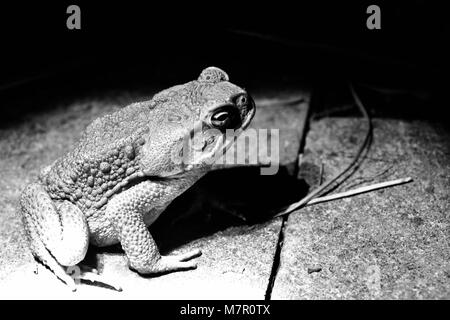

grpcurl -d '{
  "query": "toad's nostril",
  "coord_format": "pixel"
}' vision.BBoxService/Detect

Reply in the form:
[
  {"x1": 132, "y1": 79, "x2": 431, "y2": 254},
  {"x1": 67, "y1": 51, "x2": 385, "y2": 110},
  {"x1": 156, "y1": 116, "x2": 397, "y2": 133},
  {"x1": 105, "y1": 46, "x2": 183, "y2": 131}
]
[{"x1": 234, "y1": 93, "x2": 248, "y2": 107}]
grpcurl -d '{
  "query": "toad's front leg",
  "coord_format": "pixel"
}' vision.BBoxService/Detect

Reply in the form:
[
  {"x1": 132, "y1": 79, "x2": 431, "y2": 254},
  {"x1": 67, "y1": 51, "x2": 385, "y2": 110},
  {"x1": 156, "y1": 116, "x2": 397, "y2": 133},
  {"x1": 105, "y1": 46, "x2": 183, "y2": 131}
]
[{"x1": 106, "y1": 180, "x2": 201, "y2": 274}]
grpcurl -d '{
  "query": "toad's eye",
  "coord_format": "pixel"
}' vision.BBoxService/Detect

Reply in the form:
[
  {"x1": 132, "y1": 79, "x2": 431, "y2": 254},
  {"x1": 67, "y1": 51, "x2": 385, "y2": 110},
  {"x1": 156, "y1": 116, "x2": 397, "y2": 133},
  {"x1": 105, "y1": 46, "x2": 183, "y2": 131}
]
[{"x1": 210, "y1": 107, "x2": 240, "y2": 129}]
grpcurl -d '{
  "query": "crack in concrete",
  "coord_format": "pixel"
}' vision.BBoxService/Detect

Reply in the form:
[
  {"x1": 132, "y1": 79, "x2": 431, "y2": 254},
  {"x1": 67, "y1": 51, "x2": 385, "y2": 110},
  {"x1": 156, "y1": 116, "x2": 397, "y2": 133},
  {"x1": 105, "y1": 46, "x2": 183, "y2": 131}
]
[
  {"x1": 265, "y1": 96, "x2": 312, "y2": 299},
  {"x1": 264, "y1": 215, "x2": 288, "y2": 300}
]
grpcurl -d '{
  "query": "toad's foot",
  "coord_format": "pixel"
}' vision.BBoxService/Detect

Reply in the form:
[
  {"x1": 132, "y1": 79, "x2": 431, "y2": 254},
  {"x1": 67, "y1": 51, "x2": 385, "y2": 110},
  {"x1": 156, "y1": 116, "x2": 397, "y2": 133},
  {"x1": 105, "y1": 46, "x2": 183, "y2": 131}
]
[
  {"x1": 133, "y1": 249, "x2": 202, "y2": 275},
  {"x1": 66, "y1": 265, "x2": 123, "y2": 292},
  {"x1": 156, "y1": 249, "x2": 202, "y2": 272}
]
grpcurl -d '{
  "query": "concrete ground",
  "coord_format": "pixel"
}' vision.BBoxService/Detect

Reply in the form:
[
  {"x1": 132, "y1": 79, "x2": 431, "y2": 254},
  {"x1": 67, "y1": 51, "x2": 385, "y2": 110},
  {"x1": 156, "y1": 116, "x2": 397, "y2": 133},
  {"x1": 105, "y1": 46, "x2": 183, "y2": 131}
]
[
  {"x1": 272, "y1": 118, "x2": 450, "y2": 299},
  {"x1": 0, "y1": 85, "x2": 449, "y2": 299}
]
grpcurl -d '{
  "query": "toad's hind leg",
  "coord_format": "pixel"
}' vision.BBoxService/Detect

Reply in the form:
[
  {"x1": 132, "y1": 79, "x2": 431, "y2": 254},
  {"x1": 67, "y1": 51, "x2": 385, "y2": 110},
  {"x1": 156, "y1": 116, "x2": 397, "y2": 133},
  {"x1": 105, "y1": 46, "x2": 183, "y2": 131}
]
[{"x1": 19, "y1": 183, "x2": 89, "y2": 290}]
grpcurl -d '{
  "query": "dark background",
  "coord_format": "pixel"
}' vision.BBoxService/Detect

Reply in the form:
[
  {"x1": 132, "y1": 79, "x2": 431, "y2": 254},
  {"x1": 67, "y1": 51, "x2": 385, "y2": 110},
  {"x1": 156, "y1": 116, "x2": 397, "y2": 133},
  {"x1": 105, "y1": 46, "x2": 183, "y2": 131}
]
[{"x1": 0, "y1": 1, "x2": 448, "y2": 125}]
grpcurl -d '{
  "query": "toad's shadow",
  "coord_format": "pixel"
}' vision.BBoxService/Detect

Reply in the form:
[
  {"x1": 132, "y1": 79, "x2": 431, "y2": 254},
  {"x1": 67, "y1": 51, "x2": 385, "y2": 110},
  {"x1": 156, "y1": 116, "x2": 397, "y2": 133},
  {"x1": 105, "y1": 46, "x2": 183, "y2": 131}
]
[{"x1": 89, "y1": 165, "x2": 308, "y2": 260}]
